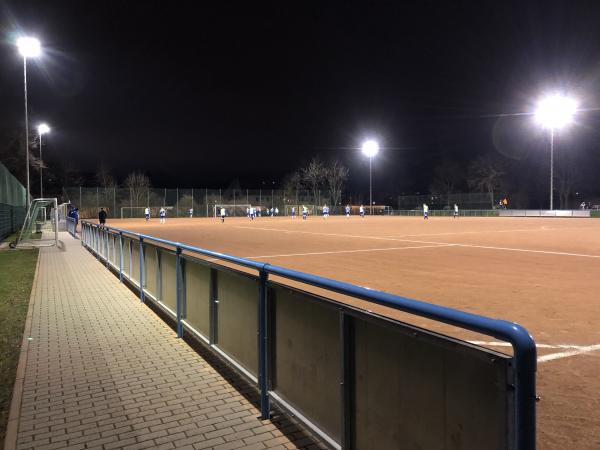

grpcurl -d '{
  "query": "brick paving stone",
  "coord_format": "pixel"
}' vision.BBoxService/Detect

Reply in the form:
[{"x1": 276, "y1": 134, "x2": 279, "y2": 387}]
[{"x1": 6, "y1": 233, "x2": 325, "y2": 450}]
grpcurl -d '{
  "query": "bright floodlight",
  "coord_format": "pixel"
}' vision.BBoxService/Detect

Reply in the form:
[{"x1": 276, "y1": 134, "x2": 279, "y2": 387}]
[
  {"x1": 38, "y1": 123, "x2": 50, "y2": 134},
  {"x1": 361, "y1": 140, "x2": 379, "y2": 157},
  {"x1": 17, "y1": 37, "x2": 41, "y2": 58},
  {"x1": 534, "y1": 94, "x2": 577, "y2": 130}
]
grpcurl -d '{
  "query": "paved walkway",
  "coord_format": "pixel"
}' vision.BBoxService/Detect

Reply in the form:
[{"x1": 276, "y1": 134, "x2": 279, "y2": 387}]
[{"x1": 6, "y1": 233, "x2": 325, "y2": 450}]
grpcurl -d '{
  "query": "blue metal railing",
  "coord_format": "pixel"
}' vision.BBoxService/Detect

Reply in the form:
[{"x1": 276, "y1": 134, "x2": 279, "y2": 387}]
[
  {"x1": 79, "y1": 221, "x2": 536, "y2": 449},
  {"x1": 66, "y1": 216, "x2": 77, "y2": 238}
]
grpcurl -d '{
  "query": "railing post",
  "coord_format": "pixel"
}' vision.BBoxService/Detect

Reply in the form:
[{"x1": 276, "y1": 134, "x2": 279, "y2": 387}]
[
  {"x1": 105, "y1": 228, "x2": 109, "y2": 267},
  {"x1": 139, "y1": 237, "x2": 145, "y2": 302},
  {"x1": 209, "y1": 268, "x2": 218, "y2": 345},
  {"x1": 175, "y1": 246, "x2": 183, "y2": 338},
  {"x1": 340, "y1": 310, "x2": 354, "y2": 449},
  {"x1": 258, "y1": 269, "x2": 270, "y2": 419},
  {"x1": 119, "y1": 231, "x2": 124, "y2": 283}
]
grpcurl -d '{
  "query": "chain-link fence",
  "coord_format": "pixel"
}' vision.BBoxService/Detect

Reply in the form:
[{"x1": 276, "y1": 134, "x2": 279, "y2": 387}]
[
  {"x1": 62, "y1": 187, "x2": 338, "y2": 219},
  {"x1": 398, "y1": 192, "x2": 496, "y2": 210},
  {"x1": 0, "y1": 162, "x2": 27, "y2": 239}
]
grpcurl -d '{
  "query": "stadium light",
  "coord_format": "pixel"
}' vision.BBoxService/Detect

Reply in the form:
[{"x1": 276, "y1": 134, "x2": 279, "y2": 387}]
[
  {"x1": 361, "y1": 140, "x2": 379, "y2": 215},
  {"x1": 534, "y1": 94, "x2": 578, "y2": 210},
  {"x1": 16, "y1": 36, "x2": 42, "y2": 207},
  {"x1": 38, "y1": 123, "x2": 50, "y2": 198}
]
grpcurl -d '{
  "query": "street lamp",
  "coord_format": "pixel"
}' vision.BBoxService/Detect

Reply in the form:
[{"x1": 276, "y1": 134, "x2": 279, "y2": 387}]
[
  {"x1": 361, "y1": 140, "x2": 379, "y2": 215},
  {"x1": 37, "y1": 123, "x2": 50, "y2": 198},
  {"x1": 534, "y1": 94, "x2": 577, "y2": 210},
  {"x1": 17, "y1": 36, "x2": 42, "y2": 207}
]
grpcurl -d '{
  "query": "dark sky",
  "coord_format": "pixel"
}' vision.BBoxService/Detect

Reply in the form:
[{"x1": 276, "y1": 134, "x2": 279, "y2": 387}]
[{"x1": 1, "y1": 1, "x2": 600, "y2": 199}]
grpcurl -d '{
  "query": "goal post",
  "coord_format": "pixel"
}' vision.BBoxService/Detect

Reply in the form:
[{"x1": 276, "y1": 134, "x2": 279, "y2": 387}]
[
  {"x1": 213, "y1": 204, "x2": 251, "y2": 217},
  {"x1": 13, "y1": 198, "x2": 59, "y2": 248}
]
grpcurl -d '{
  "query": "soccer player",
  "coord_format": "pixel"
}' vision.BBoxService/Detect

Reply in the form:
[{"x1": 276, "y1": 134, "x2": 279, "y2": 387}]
[
  {"x1": 250, "y1": 206, "x2": 256, "y2": 220},
  {"x1": 323, "y1": 204, "x2": 329, "y2": 219},
  {"x1": 359, "y1": 205, "x2": 365, "y2": 218},
  {"x1": 291, "y1": 206, "x2": 296, "y2": 219},
  {"x1": 98, "y1": 207, "x2": 107, "y2": 226},
  {"x1": 220, "y1": 207, "x2": 226, "y2": 223},
  {"x1": 453, "y1": 203, "x2": 458, "y2": 219},
  {"x1": 144, "y1": 207, "x2": 150, "y2": 221},
  {"x1": 423, "y1": 203, "x2": 429, "y2": 220},
  {"x1": 275, "y1": 207, "x2": 279, "y2": 216},
  {"x1": 302, "y1": 205, "x2": 308, "y2": 220},
  {"x1": 189, "y1": 208, "x2": 194, "y2": 218},
  {"x1": 246, "y1": 207, "x2": 250, "y2": 218},
  {"x1": 159, "y1": 207, "x2": 166, "y2": 224},
  {"x1": 345, "y1": 204, "x2": 351, "y2": 217}
]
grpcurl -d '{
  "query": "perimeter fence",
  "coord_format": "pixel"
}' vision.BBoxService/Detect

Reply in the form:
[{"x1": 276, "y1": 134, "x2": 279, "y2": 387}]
[
  {"x1": 64, "y1": 187, "x2": 339, "y2": 219},
  {"x1": 79, "y1": 221, "x2": 537, "y2": 449},
  {"x1": 0, "y1": 162, "x2": 27, "y2": 240},
  {"x1": 398, "y1": 192, "x2": 496, "y2": 210}
]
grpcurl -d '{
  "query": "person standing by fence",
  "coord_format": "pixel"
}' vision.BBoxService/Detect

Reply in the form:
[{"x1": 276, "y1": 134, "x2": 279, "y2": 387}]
[{"x1": 98, "y1": 208, "x2": 107, "y2": 226}]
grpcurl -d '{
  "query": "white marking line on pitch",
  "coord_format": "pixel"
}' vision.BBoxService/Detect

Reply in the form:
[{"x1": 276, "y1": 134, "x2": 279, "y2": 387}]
[
  {"x1": 242, "y1": 244, "x2": 454, "y2": 260},
  {"x1": 468, "y1": 341, "x2": 600, "y2": 363},
  {"x1": 235, "y1": 226, "x2": 600, "y2": 259}
]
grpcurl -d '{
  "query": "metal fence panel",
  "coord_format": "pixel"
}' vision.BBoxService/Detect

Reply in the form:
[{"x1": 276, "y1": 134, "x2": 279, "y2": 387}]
[
  {"x1": 159, "y1": 250, "x2": 177, "y2": 313},
  {"x1": 183, "y1": 258, "x2": 211, "y2": 338},
  {"x1": 144, "y1": 246, "x2": 159, "y2": 299},
  {"x1": 271, "y1": 285, "x2": 341, "y2": 442},
  {"x1": 130, "y1": 239, "x2": 140, "y2": 285},
  {"x1": 354, "y1": 318, "x2": 512, "y2": 450},
  {"x1": 216, "y1": 270, "x2": 259, "y2": 376}
]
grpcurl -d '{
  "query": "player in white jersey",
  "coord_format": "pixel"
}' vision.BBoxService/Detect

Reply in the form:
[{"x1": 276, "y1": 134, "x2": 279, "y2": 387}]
[
  {"x1": 345, "y1": 205, "x2": 351, "y2": 217},
  {"x1": 189, "y1": 208, "x2": 193, "y2": 218},
  {"x1": 302, "y1": 205, "x2": 308, "y2": 220},
  {"x1": 275, "y1": 207, "x2": 279, "y2": 216},
  {"x1": 322, "y1": 205, "x2": 329, "y2": 218},
  {"x1": 145, "y1": 207, "x2": 150, "y2": 221},
  {"x1": 359, "y1": 205, "x2": 365, "y2": 218},
  {"x1": 220, "y1": 207, "x2": 226, "y2": 223},
  {"x1": 246, "y1": 207, "x2": 250, "y2": 218},
  {"x1": 250, "y1": 207, "x2": 256, "y2": 220},
  {"x1": 159, "y1": 207, "x2": 166, "y2": 224},
  {"x1": 453, "y1": 203, "x2": 458, "y2": 219},
  {"x1": 291, "y1": 206, "x2": 296, "y2": 219},
  {"x1": 423, "y1": 204, "x2": 429, "y2": 220}
]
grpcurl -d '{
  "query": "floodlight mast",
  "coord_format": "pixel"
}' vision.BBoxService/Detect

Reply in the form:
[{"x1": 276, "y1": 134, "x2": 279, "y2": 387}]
[
  {"x1": 16, "y1": 37, "x2": 42, "y2": 207},
  {"x1": 361, "y1": 140, "x2": 379, "y2": 215},
  {"x1": 534, "y1": 94, "x2": 577, "y2": 210},
  {"x1": 38, "y1": 123, "x2": 50, "y2": 198}
]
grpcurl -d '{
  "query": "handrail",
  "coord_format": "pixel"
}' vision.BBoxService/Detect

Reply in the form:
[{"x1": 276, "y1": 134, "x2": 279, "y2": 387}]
[{"x1": 81, "y1": 220, "x2": 536, "y2": 449}]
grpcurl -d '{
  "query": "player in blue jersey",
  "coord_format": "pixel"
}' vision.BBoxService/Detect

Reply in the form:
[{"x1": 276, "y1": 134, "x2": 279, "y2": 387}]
[
  {"x1": 345, "y1": 204, "x2": 351, "y2": 217},
  {"x1": 322, "y1": 205, "x2": 329, "y2": 219}
]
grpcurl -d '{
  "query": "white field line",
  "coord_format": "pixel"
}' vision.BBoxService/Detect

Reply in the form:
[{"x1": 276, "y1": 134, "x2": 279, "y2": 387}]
[
  {"x1": 235, "y1": 226, "x2": 600, "y2": 259},
  {"x1": 468, "y1": 341, "x2": 600, "y2": 363},
  {"x1": 381, "y1": 227, "x2": 565, "y2": 239},
  {"x1": 242, "y1": 244, "x2": 454, "y2": 260}
]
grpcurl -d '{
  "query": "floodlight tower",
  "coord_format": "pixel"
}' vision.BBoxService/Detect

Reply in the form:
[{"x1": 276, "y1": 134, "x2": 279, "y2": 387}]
[
  {"x1": 534, "y1": 94, "x2": 577, "y2": 210},
  {"x1": 37, "y1": 123, "x2": 50, "y2": 198},
  {"x1": 361, "y1": 140, "x2": 379, "y2": 215},
  {"x1": 16, "y1": 36, "x2": 42, "y2": 207}
]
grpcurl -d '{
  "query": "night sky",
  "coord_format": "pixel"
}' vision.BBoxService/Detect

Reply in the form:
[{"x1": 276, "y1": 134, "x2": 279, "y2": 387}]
[{"x1": 1, "y1": 1, "x2": 600, "y2": 202}]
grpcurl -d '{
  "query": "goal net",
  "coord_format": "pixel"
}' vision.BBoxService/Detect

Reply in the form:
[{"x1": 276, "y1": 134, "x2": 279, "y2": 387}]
[
  {"x1": 284, "y1": 205, "x2": 316, "y2": 216},
  {"x1": 13, "y1": 198, "x2": 59, "y2": 248},
  {"x1": 121, "y1": 206, "x2": 173, "y2": 219},
  {"x1": 213, "y1": 204, "x2": 251, "y2": 217}
]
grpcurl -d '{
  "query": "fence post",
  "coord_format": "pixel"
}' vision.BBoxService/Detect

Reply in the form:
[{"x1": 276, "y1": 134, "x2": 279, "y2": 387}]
[
  {"x1": 119, "y1": 231, "x2": 124, "y2": 283},
  {"x1": 105, "y1": 228, "x2": 109, "y2": 267},
  {"x1": 205, "y1": 188, "x2": 208, "y2": 217},
  {"x1": 113, "y1": 187, "x2": 116, "y2": 218},
  {"x1": 139, "y1": 237, "x2": 145, "y2": 302},
  {"x1": 175, "y1": 246, "x2": 183, "y2": 338},
  {"x1": 258, "y1": 269, "x2": 270, "y2": 419},
  {"x1": 79, "y1": 186, "x2": 82, "y2": 212},
  {"x1": 340, "y1": 310, "x2": 354, "y2": 448},
  {"x1": 176, "y1": 187, "x2": 179, "y2": 217}
]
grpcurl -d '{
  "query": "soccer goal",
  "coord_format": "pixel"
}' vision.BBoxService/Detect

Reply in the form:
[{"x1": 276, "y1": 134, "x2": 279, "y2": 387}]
[
  {"x1": 12, "y1": 198, "x2": 59, "y2": 248},
  {"x1": 284, "y1": 205, "x2": 316, "y2": 216},
  {"x1": 213, "y1": 204, "x2": 251, "y2": 217},
  {"x1": 121, "y1": 206, "x2": 173, "y2": 219}
]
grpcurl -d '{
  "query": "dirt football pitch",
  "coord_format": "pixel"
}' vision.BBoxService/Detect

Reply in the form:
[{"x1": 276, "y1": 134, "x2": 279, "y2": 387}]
[{"x1": 107, "y1": 215, "x2": 600, "y2": 449}]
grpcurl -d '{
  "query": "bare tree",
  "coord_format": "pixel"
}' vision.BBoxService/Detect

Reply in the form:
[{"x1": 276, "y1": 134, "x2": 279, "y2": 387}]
[
  {"x1": 325, "y1": 160, "x2": 349, "y2": 213},
  {"x1": 302, "y1": 157, "x2": 326, "y2": 204},
  {"x1": 467, "y1": 155, "x2": 505, "y2": 208},
  {"x1": 430, "y1": 161, "x2": 463, "y2": 203},
  {"x1": 282, "y1": 170, "x2": 304, "y2": 202},
  {"x1": 124, "y1": 171, "x2": 150, "y2": 207},
  {"x1": 96, "y1": 163, "x2": 116, "y2": 192},
  {"x1": 556, "y1": 153, "x2": 580, "y2": 209}
]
